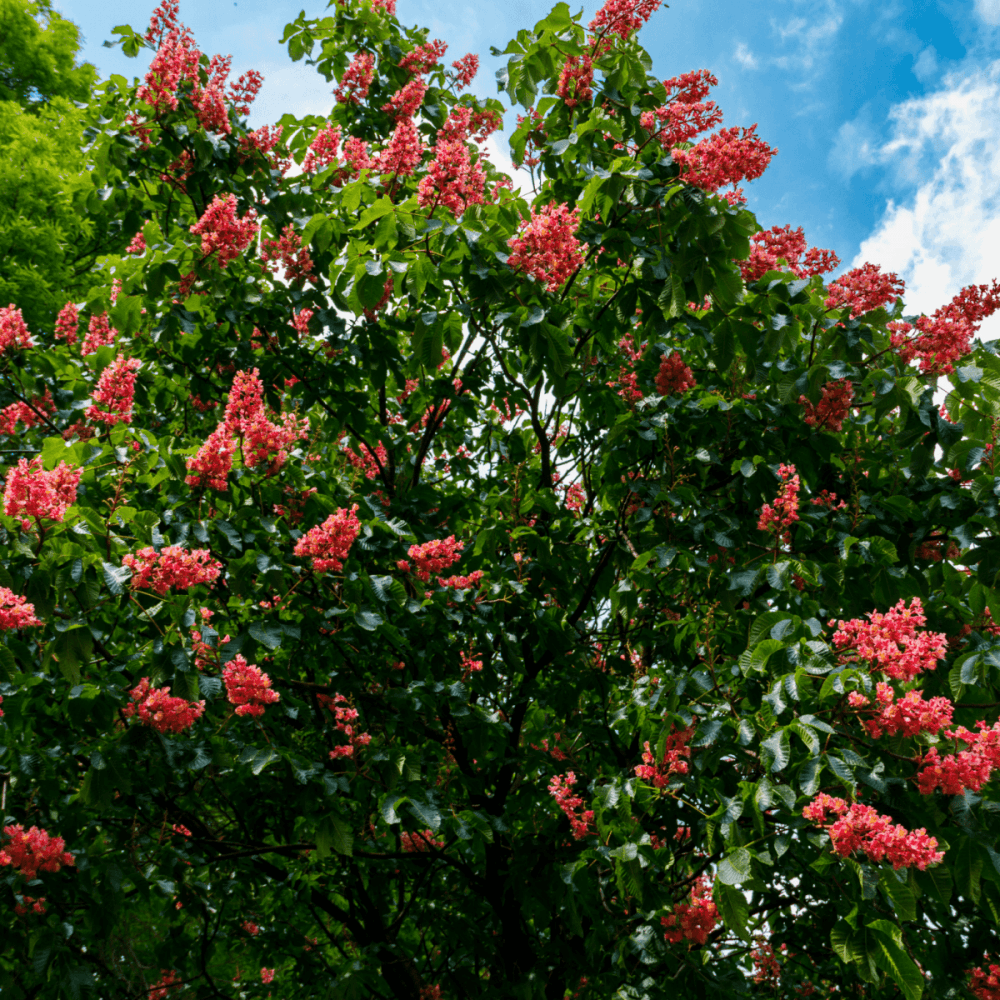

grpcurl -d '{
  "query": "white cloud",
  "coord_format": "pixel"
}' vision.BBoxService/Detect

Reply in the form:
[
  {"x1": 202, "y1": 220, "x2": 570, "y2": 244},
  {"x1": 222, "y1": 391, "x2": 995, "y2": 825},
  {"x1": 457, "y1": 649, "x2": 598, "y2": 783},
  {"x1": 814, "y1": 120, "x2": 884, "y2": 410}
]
[
  {"x1": 912, "y1": 46, "x2": 938, "y2": 82},
  {"x1": 853, "y1": 60, "x2": 1000, "y2": 337},
  {"x1": 734, "y1": 43, "x2": 758, "y2": 70},
  {"x1": 771, "y1": 12, "x2": 844, "y2": 72},
  {"x1": 975, "y1": 0, "x2": 1000, "y2": 26}
]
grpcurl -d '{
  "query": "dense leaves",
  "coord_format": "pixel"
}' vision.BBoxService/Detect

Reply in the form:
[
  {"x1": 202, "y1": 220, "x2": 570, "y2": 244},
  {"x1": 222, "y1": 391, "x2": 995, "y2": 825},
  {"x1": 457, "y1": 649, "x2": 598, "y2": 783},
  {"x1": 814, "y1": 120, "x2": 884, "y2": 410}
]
[{"x1": 2, "y1": 0, "x2": 1000, "y2": 998}]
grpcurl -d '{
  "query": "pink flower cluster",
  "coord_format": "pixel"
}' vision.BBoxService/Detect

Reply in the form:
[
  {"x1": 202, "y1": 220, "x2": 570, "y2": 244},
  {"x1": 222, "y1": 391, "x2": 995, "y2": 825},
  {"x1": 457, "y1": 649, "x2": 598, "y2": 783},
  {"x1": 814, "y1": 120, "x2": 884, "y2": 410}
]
[
  {"x1": 223, "y1": 654, "x2": 280, "y2": 718},
  {"x1": 185, "y1": 423, "x2": 236, "y2": 491},
  {"x1": 3, "y1": 457, "x2": 80, "y2": 530},
  {"x1": 757, "y1": 463, "x2": 800, "y2": 545},
  {"x1": 343, "y1": 440, "x2": 387, "y2": 480},
  {"x1": 891, "y1": 278, "x2": 1000, "y2": 375},
  {"x1": 830, "y1": 598, "x2": 946, "y2": 682},
  {"x1": 969, "y1": 959, "x2": 1000, "y2": 1000},
  {"x1": 400, "y1": 829, "x2": 444, "y2": 852},
  {"x1": 439, "y1": 571, "x2": 484, "y2": 590},
  {"x1": 0, "y1": 390, "x2": 53, "y2": 437},
  {"x1": 588, "y1": 0, "x2": 662, "y2": 43},
  {"x1": 824, "y1": 263, "x2": 904, "y2": 318},
  {"x1": 0, "y1": 305, "x2": 34, "y2": 353},
  {"x1": 302, "y1": 122, "x2": 342, "y2": 173},
  {"x1": 639, "y1": 70, "x2": 723, "y2": 152},
  {"x1": 147, "y1": 971, "x2": 182, "y2": 1000},
  {"x1": 201, "y1": 368, "x2": 308, "y2": 479},
  {"x1": 0, "y1": 587, "x2": 41, "y2": 630},
  {"x1": 55, "y1": 302, "x2": 79, "y2": 346},
  {"x1": 295, "y1": 505, "x2": 361, "y2": 573},
  {"x1": 336, "y1": 52, "x2": 375, "y2": 105},
  {"x1": 400, "y1": 39, "x2": 447, "y2": 74},
  {"x1": 800, "y1": 379, "x2": 853, "y2": 433},
  {"x1": 918, "y1": 720, "x2": 1000, "y2": 796},
  {"x1": 190, "y1": 194, "x2": 259, "y2": 268},
  {"x1": 671, "y1": 125, "x2": 777, "y2": 203},
  {"x1": 655, "y1": 352, "x2": 697, "y2": 396},
  {"x1": 0, "y1": 825, "x2": 74, "y2": 880},
  {"x1": 382, "y1": 77, "x2": 427, "y2": 120},
  {"x1": 556, "y1": 55, "x2": 593, "y2": 108},
  {"x1": 123, "y1": 546, "x2": 222, "y2": 595},
  {"x1": 739, "y1": 225, "x2": 840, "y2": 283},
  {"x1": 81, "y1": 314, "x2": 117, "y2": 355},
  {"x1": 634, "y1": 727, "x2": 693, "y2": 787},
  {"x1": 661, "y1": 875, "x2": 718, "y2": 946},
  {"x1": 802, "y1": 793, "x2": 943, "y2": 870},
  {"x1": 14, "y1": 894, "x2": 47, "y2": 916},
  {"x1": 547, "y1": 772, "x2": 594, "y2": 840},
  {"x1": 507, "y1": 202, "x2": 584, "y2": 292},
  {"x1": 849, "y1": 683, "x2": 953, "y2": 739},
  {"x1": 260, "y1": 969, "x2": 275, "y2": 985},
  {"x1": 318, "y1": 692, "x2": 371, "y2": 757},
  {"x1": 407, "y1": 535, "x2": 464, "y2": 582},
  {"x1": 127, "y1": 232, "x2": 147, "y2": 255},
  {"x1": 450, "y1": 54, "x2": 479, "y2": 89},
  {"x1": 377, "y1": 118, "x2": 424, "y2": 177},
  {"x1": 86, "y1": 356, "x2": 141, "y2": 425},
  {"x1": 417, "y1": 131, "x2": 486, "y2": 215},
  {"x1": 122, "y1": 677, "x2": 205, "y2": 734},
  {"x1": 260, "y1": 225, "x2": 316, "y2": 285}
]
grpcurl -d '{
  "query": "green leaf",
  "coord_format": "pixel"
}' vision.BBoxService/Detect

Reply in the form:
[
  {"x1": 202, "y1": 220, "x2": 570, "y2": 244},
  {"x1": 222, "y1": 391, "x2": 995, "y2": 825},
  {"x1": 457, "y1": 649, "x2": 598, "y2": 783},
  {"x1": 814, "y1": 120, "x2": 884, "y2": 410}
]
[
  {"x1": 867, "y1": 923, "x2": 924, "y2": 1000},
  {"x1": 353, "y1": 197, "x2": 394, "y2": 230},
  {"x1": 0, "y1": 644, "x2": 18, "y2": 681},
  {"x1": 716, "y1": 847, "x2": 751, "y2": 885},
  {"x1": 714, "y1": 881, "x2": 750, "y2": 941},
  {"x1": 248, "y1": 621, "x2": 283, "y2": 650},
  {"x1": 760, "y1": 729, "x2": 790, "y2": 772}
]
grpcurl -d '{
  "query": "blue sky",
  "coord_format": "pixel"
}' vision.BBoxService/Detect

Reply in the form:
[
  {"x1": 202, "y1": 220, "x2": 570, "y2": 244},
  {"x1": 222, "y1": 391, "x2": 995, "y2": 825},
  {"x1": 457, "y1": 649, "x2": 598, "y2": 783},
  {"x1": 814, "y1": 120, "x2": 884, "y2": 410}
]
[{"x1": 61, "y1": 0, "x2": 1000, "y2": 330}]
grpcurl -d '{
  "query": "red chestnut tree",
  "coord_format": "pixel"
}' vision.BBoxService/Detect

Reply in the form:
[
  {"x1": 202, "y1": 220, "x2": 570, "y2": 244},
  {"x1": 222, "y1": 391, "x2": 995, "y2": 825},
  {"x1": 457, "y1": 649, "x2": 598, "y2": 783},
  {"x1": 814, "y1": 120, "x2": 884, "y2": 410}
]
[{"x1": 2, "y1": 0, "x2": 1000, "y2": 998}]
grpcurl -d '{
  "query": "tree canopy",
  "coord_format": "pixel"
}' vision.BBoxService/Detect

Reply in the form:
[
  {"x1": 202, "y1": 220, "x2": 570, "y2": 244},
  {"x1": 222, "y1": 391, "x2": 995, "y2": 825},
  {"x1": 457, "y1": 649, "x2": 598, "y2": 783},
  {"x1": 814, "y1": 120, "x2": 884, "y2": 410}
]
[{"x1": 2, "y1": 1, "x2": 1000, "y2": 999}]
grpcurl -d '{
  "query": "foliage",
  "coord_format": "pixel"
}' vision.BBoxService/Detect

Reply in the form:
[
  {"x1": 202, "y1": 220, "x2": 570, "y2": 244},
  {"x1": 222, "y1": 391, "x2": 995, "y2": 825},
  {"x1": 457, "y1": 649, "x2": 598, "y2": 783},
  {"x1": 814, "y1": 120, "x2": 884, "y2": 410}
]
[
  {"x1": 1, "y1": 1, "x2": 1000, "y2": 999},
  {"x1": 0, "y1": 0, "x2": 96, "y2": 107}
]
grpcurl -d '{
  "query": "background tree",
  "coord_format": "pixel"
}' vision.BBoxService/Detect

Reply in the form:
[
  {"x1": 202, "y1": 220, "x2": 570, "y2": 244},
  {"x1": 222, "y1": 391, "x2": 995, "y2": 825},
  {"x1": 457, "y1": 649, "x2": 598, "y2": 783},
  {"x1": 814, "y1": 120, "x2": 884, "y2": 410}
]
[
  {"x1": 1, "y1": 1, "x2": 1000, "y2": 999},
  {"x1": 0, "y1": 0, "x2": 123, "y2": 332}
]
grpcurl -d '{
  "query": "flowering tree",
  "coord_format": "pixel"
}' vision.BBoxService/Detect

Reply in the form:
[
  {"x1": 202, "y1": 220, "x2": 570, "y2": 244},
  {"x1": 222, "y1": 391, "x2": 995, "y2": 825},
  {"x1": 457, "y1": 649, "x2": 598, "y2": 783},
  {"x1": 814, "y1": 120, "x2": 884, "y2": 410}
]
[{"x1": 3, "y1": 0, "x2": 1000, "y2": 997}]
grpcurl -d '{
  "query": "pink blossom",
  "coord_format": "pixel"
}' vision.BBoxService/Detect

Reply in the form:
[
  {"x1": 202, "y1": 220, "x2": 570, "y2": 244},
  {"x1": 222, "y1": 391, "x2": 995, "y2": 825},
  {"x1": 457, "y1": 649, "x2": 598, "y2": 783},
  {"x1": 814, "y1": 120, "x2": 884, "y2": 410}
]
[
  {"x1": 800, "y1": 379, "x2": 853, "y2": 432},
  {"x1": 0, "y1": 825, "x2": 74, "y2": 881},
  {"x1": 86, "y1": 356, "x2": 141, "y2": 425},
  {"x1": 81, "y1": 313, "x2": 118, "y2": 356},
  {"x1": 824, "y1": 263, "x2": 904, "y2": 318},
  {"x1": 739, "y1": 225, "x2": 840, "y2": 283},
  {"x1": 417, "y1": 139, "x2": 485, "y2": 215},
  {"x1": 190, "y1": 194, "x2": 259, "y2": 268},
  {"x1": 382, "y1": 78, "x2": 426, "y2": 120},
  {"x1": 639, "y1": 70, "x2": 723, "y2": 152},
  {"x1": 122, "y1": 678, "x2": 205, "y2": 734},
  {"x1": 506, "y1": 203, "x2": 584, "y2": 292},
  {"x1": 969, "y1": 959, "x2": 1000, "y2": 1000},
  {"x1": 588, "y1": 0, "x2": 662, "y2": 43},
  {"x1": 223, "y1": 654, "x2": 280, "y2": 717},
  {"x1": 0, "y1": 588, "x2": 42, "y2": 630},
  {"x1": 450, "y1": 53, "x2": 479, "y2": 89},
  {"x1": 408, "y1": 535, "x2": 464, "y2": 582},
  {"x1": 260, "y1": 225, "x2": 316, "y2": 285},
  {"x1": 802, "y1": 794, "x2": 944, "y2": 870},
  {"x1": 3, "y1": 457, "x2": 80, "y2": 530},
  {"x1": 336, "y1": 52, "x2": 375, "y2": 105},
  {"x1": 857, "y1": 683, "x2": 954, "y2": 739},
  {"x1": 0, "y1": 305, "x2": 33, "y2": 353},
  {"x1": 54, "y1": 302, "x2": 79, "y2": 346},
  {"x1": 318, "y1": 692, "x2": 371, "y2": 756},
  {"x1": 400, "y1": 829, "x2": 444, "y2": 851},
  {"x1": 671, "y1": 125, "x2": 777, "y2": 198},
  {"x1": 400, "y1": 40, "x2": 447, "y2": 74},
  {"x1": 548, "y1": 772, "x2": 594, "y2": 839},
  {"x1": 260, "y1": 969, "x2": 275, "y2": 984},
  {"x1": 185, "y1": 423, "x2": 236, "y2": 491},
  {"x1": 438, "y1": 570, "x2": 484, "y2": 590},
  {"x1": 127, "y1": 232, "x2": 147, "y2": 255},
  {"x1": 123, "y1": 546, "x2": 222, "y2": 594},
  {"x1": 654, "y1": 352, "x2": 696, "y2": 396},
  {"x1": 302, "y1": 122, "x2": 342, "y2": 173},
  {"x1": 830, "y1": 598, "x2": 946, "y2": 682},
  {"x1": 757, "y1": 463, "x2": 800, "y2": 545},
  {"x1": 633, "y1": 727, "x2": 693, "y2": 787},
  {"x1": 295, "y1": 505, "x2": 361, "y2": 573},
  {"x1": 0, "y1": 391, "x2": 54, "y2": 436},
  {"x1": 661, "y1": 875, "x2": 718, "y2": 946},
  {"x1": 556, "y1": 54, "x2": 593, "y2": 108},
  {"x1": 377, "y1": 117, "x2": 424, "y2": 176}
]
